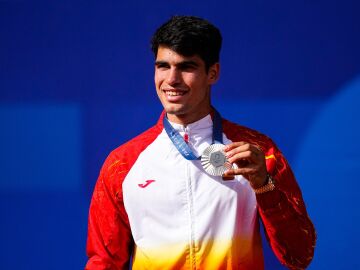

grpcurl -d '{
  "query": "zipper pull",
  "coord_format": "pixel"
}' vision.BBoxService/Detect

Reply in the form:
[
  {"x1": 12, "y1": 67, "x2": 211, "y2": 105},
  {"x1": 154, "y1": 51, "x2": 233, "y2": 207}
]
[{"x1": 184, "y1": 133, "x2": 189, "y2": 144}]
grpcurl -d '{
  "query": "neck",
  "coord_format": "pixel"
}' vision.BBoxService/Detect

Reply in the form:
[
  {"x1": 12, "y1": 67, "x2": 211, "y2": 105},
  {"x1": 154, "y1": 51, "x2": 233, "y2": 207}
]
[{"x1": 166, "y1": 106, "x2": 212, "y2": 126}]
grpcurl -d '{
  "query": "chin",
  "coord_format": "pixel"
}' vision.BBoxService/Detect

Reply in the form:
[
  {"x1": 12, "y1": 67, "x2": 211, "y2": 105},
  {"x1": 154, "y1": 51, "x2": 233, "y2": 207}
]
[{"x1": 163, "y1": 104, "x2": 187, "y2": 115}]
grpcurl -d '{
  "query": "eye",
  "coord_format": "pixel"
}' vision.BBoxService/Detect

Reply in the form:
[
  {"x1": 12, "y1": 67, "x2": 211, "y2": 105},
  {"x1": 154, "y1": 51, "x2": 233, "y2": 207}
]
[
  {"x1": 178, "y1": 62, "x2": 198, "y2": 72},
  {"x1": 155, "y1": 62, "x2": 170, "y2": 70},
  {"x1": 182, "y1": 65, "x2": 195, "y2": 71}
]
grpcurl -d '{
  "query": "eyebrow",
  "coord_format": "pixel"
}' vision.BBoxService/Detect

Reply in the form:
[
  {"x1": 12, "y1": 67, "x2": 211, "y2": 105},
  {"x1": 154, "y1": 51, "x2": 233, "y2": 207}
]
[
  {"x1": 155, "y1": 60, "x2": 199, "y2": 68},
  {"x1": 154, "y1": 60, "x2": 168, "y2": 66}
]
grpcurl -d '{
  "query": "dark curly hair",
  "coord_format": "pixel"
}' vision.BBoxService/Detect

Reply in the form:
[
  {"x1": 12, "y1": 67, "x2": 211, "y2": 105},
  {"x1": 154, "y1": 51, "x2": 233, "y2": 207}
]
[{"x1": 151, "y1": 15, "x2": 222, "y2": 71}]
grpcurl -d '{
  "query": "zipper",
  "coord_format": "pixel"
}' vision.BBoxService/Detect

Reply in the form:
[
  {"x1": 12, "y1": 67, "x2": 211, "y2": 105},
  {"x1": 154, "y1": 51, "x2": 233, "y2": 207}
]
[{"x1": 186, "y1": 160, "x2": 197, "y2": 270}]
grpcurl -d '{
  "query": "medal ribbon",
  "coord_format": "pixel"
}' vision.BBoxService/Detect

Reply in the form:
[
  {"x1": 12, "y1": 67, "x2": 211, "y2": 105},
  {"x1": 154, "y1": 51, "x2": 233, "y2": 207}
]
[{"x1": 163, "y1": 108, "x2": 223, "y2": 160}]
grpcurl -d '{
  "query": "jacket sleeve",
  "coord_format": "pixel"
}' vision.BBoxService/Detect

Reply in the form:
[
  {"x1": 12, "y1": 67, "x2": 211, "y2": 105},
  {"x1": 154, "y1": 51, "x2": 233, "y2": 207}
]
[
  {"x1": 85, "y1": 155, "x2": 134, "y2": 270},
  {"x1": 256, "y1": 143, "x2": 316, "y2": 270}
]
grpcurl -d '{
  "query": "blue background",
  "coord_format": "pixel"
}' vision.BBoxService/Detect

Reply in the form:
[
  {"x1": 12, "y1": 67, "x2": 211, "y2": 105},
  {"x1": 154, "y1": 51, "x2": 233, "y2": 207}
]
[{"x1": 1, "y1": 1, "x2": 359, "y2": 269}]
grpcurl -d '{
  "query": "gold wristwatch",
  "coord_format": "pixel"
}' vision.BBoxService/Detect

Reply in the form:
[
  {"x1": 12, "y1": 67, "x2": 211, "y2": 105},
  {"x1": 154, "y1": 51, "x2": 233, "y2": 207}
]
[{"x1": 254, "y1": 174, "x2": 275, "y2": 194}]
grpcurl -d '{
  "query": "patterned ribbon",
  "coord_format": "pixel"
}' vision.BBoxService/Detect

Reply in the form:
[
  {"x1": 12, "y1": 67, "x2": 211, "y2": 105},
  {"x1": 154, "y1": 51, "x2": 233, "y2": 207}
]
[{"x1": 163, "y1": 108, "x2": 223, "y2": 160}]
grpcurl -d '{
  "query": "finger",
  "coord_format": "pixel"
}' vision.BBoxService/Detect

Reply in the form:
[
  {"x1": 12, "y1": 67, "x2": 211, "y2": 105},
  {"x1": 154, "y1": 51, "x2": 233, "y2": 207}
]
[
  {"x1": 225, "y1": 143, "x2": 252, "y2": 158},
  {"x1": 225, "y1": 143, "x2": 262, "y2": 158},
  {"x1": 227, "y1": 145, "x2": 264, "y2": 164},
  {"x1": 227, "y1": 150, "x2": 253, "y2": 164},
  {"x1": 224, "y1": 142, "x2": 247, "y2": 152},
  {"x1": 224, "y1": 162, "x2": 258, "y2": 175},
  {"x1": 223, "y1": 166, "x2": 257, "y2": 177}
]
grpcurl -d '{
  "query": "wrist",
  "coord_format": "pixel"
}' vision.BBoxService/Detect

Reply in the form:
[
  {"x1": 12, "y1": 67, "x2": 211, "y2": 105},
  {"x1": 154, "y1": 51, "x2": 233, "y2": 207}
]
[
  {"x1": 253, "y1": 174, "x2": 275, "y2": 194},
  {"x1": 250, "y1": 172, "x2": 268, "y2": 189}
]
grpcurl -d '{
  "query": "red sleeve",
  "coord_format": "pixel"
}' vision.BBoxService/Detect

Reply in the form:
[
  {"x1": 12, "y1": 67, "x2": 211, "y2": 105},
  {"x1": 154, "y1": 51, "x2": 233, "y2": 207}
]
[
  {"x1": 85, "y1": 153, "x2": 134, "y2": 270},
  {"x1": 222, "y1": 119, "x2": 316, "y2": 269},
  {"x1": 256, "y1": 144, "x2": 316, "y2": 270},
  {"x1": 85, "y1": 122, "x2": 163, "y2": 270}
]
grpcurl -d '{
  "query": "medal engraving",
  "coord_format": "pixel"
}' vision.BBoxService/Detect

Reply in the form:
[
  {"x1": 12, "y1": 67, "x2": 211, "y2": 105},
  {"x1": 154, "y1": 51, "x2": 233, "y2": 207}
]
[
  {"x1": 201, "y1": 144, "x2": 232, "y2": 176},
  {"x1": 209, "y1": 151, "x2": 226, "y2": 167}
]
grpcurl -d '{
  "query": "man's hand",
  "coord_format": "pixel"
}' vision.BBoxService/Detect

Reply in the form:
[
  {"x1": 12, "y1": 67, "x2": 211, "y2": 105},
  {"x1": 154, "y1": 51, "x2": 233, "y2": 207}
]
[{"x1": 223, "y1": 142, "x2": 268, "y2": 189}]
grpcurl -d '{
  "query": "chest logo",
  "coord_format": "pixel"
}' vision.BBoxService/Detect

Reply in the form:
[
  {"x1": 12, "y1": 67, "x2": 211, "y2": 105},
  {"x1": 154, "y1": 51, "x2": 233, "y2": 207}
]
[{"x1": 138, "y1": 180, "x2": 156, "y2": 188}]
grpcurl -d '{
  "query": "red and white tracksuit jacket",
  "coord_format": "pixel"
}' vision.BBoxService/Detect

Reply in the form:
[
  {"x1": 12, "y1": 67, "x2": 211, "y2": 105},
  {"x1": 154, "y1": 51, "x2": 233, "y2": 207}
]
[{"x1": 85, "y1": 112, "x2": 316, "y2": 270}]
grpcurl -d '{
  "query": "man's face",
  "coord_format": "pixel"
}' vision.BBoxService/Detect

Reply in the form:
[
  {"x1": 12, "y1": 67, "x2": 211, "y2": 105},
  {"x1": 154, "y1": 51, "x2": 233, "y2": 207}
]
[{"x1": 154, "y1": 46, "x2": 219, "y2": 124}]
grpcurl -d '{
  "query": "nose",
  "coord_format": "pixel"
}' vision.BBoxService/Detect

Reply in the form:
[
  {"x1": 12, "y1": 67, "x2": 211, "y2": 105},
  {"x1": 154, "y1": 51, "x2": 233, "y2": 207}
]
[{"x1": 166, "y1": 67, "x2": 181, "y2": 86}]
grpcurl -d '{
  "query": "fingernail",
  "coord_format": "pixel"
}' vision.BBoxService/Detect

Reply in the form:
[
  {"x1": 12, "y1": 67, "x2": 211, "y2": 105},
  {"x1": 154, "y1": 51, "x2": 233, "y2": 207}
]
[{"x1": 222, "y1": 175, "x2": 235, "y2": 181}]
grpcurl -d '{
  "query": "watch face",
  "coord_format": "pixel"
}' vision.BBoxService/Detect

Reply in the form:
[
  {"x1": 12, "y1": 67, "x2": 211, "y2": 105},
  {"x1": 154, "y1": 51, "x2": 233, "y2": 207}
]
[{"x1": 201, "y1": 144, "x2": 232, "y2": 176}]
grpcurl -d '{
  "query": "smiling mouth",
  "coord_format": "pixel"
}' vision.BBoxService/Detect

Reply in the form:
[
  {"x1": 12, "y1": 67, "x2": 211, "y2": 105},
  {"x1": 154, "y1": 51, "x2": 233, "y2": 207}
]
[{"x1": 163, "y1": 90, "x2": 187, "y2": 96}]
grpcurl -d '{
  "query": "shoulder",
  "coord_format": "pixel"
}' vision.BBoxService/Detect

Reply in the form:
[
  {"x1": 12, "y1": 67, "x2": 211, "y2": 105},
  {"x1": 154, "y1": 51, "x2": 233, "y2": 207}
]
[
  {"x1": 222, "y1": 118, "x2": 274, "y2": 151},
  {"x1": 103, "y1": 123, "x2": 163, "y2": 176},
  {"x1": 96, "y1": 121, "x2": 163, "y2": 195}
]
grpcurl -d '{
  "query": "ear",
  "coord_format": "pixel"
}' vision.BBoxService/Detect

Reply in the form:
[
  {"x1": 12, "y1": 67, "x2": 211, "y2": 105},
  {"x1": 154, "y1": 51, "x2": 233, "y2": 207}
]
[{"x1": 208, "y1": 63, "x2": 220, "y2": 84}]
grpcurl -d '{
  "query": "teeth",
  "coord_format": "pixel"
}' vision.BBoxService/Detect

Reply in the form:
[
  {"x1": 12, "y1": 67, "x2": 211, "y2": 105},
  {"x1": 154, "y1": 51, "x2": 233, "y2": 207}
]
[{"x1": 166, "y1": 91, "x2": 185, "y2": 96}]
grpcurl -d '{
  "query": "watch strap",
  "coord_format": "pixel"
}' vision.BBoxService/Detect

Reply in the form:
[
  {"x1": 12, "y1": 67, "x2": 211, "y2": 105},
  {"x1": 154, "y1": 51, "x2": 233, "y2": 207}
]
[{"x1": 254, "y1": 174, "x2": 275, "y2": 194}]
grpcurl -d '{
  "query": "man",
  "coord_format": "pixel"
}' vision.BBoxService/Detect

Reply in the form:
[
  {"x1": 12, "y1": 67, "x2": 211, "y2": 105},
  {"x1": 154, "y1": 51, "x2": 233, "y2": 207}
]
[{"x1": 85, "y1": 16, "x2": 316, "y2": 270}]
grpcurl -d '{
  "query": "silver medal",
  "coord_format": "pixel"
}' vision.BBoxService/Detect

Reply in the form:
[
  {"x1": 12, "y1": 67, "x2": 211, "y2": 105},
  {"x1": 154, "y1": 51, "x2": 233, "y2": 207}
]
[{"x1": 201, "y1": 144, "x2": 232, "y2": 176}]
